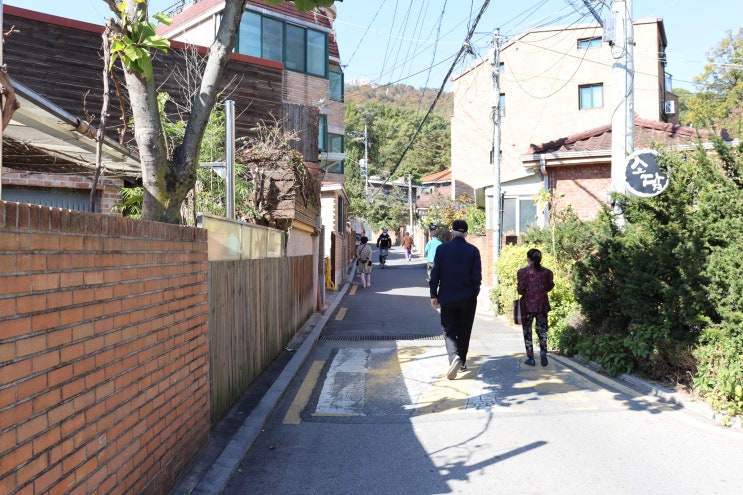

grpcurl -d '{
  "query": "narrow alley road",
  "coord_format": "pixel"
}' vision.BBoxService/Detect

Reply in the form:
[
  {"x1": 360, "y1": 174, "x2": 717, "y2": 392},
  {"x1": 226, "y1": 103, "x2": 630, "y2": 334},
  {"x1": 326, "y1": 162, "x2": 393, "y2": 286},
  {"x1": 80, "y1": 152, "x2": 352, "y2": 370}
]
[{"x1": 222, "y1": 246, "x2": 743, "y2": 495}]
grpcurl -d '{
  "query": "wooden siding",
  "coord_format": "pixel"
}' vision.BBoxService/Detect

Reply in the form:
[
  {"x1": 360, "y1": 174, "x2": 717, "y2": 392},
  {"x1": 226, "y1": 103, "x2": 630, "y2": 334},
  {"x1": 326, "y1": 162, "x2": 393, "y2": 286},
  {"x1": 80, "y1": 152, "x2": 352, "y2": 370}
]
[
  {"x1": 3, "y1": 8, "x2": 283, "y2": 151},
  {"x1": 208, "y1": 255, "x2": 314, "y2": 422},
  {"x1": 283, "y1": 102, "x2": 320, "y2": 162}
]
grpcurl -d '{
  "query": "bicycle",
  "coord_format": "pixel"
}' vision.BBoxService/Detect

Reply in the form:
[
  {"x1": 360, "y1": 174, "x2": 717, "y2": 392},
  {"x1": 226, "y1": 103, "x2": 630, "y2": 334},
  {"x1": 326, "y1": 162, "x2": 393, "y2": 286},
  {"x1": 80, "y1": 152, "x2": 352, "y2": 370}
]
[{"x1": 379, "y1": 248, "x2": 389, "y2": 267}]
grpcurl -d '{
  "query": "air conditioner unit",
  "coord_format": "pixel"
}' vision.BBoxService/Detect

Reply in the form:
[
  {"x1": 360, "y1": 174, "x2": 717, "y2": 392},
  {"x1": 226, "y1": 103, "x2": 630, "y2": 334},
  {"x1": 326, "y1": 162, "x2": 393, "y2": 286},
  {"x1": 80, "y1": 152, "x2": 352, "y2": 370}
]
[{"x1": 664, "y1": 100, "x2": 676, "y2": 115}]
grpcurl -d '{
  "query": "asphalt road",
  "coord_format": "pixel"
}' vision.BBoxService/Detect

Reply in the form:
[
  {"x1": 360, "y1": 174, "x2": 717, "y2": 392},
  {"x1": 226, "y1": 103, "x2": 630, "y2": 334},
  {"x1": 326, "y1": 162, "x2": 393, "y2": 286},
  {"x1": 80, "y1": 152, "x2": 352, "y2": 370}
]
[{"x1": 187, "y1": 245, "x2": 743, "y2": 495}]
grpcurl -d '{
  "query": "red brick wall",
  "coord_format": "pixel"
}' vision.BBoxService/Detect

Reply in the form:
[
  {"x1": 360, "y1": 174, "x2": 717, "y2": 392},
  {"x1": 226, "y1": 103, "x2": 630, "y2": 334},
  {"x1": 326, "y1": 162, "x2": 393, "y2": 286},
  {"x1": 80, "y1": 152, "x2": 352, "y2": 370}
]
[
  {"x1": 550, "y1": 164, "x2": 611, "y2": 221},
  {"x1": 466, "y1": 232, "x2": 495, "y2": 286},
  {"x1": 0, "y1": 201, "x2": 210, "y2": 495},
  {"x1": 2, "y1": 169, "x2": 124, "y2": 214}
]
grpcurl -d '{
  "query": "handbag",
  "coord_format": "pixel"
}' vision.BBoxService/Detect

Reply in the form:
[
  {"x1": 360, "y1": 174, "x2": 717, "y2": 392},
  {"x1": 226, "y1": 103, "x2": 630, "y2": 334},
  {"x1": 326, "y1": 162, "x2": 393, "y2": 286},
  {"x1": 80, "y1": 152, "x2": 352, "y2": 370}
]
[{"x1": 513, "y1": 299, "x2": 523, "y2": 325}]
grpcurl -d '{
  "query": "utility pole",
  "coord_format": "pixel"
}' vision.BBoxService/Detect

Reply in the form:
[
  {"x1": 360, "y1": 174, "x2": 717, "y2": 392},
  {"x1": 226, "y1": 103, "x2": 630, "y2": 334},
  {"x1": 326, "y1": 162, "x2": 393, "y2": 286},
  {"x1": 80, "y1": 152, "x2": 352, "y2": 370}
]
[
  {"x1": 408, "y1": 174, "x2": 414, "y2": 237},
  {"x1": 364, "y1": 121, "x2": 369, "y2": 197},
  {"x1": 610, "y1": 0, "x2": 634, "y2": 224},
  {"x1": 491, "y1": 28, "x2": 502, "y2": 284}
]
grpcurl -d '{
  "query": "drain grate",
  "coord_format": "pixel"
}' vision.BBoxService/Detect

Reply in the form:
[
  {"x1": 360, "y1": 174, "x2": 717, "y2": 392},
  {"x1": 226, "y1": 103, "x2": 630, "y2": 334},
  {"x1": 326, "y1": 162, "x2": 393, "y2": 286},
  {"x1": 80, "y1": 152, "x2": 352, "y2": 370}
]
[{"x1": 319, "y1": 334, "x2": 444, "y2": 342}]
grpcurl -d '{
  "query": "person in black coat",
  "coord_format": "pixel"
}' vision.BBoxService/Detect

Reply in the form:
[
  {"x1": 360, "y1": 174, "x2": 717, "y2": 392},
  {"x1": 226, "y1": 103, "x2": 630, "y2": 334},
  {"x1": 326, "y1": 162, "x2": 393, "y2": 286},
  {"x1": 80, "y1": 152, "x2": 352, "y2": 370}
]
[{"x1": 429, "y1": 219, "x2": 482, "y2": 380}]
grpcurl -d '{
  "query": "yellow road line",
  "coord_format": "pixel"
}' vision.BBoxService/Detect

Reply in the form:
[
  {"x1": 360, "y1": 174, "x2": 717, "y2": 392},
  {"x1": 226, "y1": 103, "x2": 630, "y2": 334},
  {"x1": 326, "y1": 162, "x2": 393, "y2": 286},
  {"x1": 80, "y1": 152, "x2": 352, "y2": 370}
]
[
  {"x1": 349, "y1": 285, "x2": 358, "y2": 295},
  {"x1": 335, "y1": 307, "x2": 347, "y2": 320},
  {"x1": 283, "y1": 360, "x2": 325, "y2": 425}
]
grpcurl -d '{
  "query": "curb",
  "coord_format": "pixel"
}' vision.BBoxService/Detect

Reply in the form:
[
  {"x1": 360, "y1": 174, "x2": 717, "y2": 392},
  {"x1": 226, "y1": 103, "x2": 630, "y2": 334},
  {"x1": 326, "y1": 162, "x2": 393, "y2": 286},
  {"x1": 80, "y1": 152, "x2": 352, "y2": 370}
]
[
  {"x1": 189, "y1": 280, "x2": 351, "y2": 495},
  {"x1": 549, "y1": 353, "x2": 724, "y2": 425},
  {"x1": 497, "y1": 315, "x2": 731, "y2": 428}
]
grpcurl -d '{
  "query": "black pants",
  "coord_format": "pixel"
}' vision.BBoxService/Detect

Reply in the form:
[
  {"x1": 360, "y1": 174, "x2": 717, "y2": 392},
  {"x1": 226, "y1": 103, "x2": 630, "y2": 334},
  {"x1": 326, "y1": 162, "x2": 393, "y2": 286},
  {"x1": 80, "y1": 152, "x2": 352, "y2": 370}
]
[{"x1": 440, "y1": 297, "x2": 478, "y2": 365}]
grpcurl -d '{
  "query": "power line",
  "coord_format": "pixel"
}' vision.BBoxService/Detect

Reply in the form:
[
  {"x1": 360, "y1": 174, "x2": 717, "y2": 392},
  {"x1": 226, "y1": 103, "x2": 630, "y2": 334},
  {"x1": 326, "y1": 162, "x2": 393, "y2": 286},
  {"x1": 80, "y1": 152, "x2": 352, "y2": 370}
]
[{"x1": 371, "y1": 0, "x2": 492, "y2": 197}]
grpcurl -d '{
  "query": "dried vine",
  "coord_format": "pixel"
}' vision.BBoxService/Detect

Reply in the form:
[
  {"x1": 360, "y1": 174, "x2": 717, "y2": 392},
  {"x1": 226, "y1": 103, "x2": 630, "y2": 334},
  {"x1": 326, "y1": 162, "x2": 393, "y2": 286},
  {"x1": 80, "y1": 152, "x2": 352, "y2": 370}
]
[{"x1": 233, "y1": 121, "x2": 322, "y2": 227}]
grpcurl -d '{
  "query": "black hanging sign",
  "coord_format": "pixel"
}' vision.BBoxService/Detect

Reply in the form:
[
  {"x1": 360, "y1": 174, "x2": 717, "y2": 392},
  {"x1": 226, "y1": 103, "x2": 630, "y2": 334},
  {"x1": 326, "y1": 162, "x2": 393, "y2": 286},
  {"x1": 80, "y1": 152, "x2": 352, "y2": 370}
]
[{"x1": 624, "y1": 149, "x2": 670, "y2": 197}]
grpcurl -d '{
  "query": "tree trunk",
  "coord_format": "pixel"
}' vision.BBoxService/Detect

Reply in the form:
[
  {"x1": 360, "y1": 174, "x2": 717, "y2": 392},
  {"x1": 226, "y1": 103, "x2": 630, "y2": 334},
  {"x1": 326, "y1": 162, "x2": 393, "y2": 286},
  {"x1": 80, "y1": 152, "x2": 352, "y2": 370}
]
[{"x1": 114, "y1": 0, "x2": 248, "y2": 224}]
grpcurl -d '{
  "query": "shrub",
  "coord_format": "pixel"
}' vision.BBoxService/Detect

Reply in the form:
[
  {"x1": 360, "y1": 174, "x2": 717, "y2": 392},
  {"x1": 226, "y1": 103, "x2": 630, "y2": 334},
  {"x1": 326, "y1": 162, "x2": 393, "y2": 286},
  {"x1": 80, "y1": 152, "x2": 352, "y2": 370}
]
[{"x1": 694, "y1": 327, "x2": 743, "y2": 417}]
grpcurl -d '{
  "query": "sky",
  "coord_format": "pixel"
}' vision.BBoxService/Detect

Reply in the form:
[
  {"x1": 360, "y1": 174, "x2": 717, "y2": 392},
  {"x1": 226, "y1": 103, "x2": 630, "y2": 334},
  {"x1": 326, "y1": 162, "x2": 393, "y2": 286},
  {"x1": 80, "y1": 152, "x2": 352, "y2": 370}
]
[{"x1": 10, "y1": 0, "x2": 743, "y2": 92}]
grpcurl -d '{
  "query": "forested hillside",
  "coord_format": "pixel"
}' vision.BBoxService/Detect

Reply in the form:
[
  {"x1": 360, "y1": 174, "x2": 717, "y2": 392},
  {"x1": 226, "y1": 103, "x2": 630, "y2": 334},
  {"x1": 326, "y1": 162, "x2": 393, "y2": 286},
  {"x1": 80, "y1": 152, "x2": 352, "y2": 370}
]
[
  {"x1": 345, "y1": 83, "x2": 453, "y2": 117},
  {"x1": 343, "y1": 83, "x2": 452, "y2": 185},
  {"x1": 342, "y1": 83, "x2": 453, "y2": 227}
]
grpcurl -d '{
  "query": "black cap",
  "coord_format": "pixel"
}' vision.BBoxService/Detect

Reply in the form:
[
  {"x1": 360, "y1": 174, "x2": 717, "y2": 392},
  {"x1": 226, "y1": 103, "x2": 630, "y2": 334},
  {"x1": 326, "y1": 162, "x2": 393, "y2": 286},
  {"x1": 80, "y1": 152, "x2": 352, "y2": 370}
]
[{"x1": 452, "y1": 219, "x2": 468, "y2": 233}]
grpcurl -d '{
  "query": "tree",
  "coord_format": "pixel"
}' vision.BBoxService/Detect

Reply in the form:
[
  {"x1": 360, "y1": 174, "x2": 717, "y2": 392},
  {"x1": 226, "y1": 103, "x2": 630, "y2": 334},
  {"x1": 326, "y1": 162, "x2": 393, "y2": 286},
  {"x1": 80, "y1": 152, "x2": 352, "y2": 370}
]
[
  {"x1": 105, "y1": 0, "x2": 335, "y2": 224},
  {"x1": 684, "y1": 28, "x2": 743, "y2": 134}
]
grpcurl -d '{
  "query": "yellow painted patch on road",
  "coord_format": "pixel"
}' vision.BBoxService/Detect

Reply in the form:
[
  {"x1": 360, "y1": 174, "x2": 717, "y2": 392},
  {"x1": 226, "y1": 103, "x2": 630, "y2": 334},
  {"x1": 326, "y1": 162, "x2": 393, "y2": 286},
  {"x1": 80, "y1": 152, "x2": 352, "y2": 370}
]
[
  {"x1": 284, "y1": 360, "x2": 324, "y2": 424},
  {"x1": 413, "y1": 359, "x2": 479, "y2": 416},
  {"x1": 335, "y1": 307, "x2": 347, "y2": 320},
  {"x1": 349, "y1": 284, "x2": 358, "y2": 295}
]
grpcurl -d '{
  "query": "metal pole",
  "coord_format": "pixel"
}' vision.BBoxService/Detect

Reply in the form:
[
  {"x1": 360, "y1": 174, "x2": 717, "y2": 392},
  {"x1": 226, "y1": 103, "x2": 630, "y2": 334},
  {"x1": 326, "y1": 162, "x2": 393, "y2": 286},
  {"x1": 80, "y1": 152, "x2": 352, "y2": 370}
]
[
  {"x1": 225, "y1": 100, "x2": 235, "y2": 220},
  {"x1": 610, "y1": 0, "x2": 634, "y2": 225},
  {"x1": 408, "y1": 174, "x2": 413, "y2": 236},
  {"x1": 364, "y1": 121, "x2": 369, "y2": 197},
  {"x1": 491, "y1": 28, "x2": 502, "y2": 284}
]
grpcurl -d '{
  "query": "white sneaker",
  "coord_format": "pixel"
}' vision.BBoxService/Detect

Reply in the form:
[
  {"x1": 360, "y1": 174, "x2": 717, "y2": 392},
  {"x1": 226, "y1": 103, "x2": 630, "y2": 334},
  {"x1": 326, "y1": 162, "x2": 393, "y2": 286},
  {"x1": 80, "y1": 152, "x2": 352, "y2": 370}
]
[{"x1": 447, "y1": 357, "x2": 462, "y2": 380}]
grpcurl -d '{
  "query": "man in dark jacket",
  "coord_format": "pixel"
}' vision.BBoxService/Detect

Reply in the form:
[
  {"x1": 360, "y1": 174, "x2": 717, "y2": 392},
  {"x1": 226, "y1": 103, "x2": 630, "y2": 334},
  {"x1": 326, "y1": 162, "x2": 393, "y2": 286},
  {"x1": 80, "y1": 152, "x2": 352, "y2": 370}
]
[{"x1": 429, "y1": 219, "x2": 482, "y2": 380}]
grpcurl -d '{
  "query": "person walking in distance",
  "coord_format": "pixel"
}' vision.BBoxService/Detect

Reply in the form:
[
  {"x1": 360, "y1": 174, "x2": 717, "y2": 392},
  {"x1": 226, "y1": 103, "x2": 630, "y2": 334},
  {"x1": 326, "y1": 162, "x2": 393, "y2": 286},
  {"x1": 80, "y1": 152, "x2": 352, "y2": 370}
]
[
  {"x1": 402, "y1": 232, "x2": 414, "y2": 262},
  {"x1": 423, "y1": 224, "x2": 442, "y2": 281},
  {"x1": 429, "y1": 220, "x2": 482, "y2": 379},
  {"x1": 376, "y1": 228, "x2": 392, "y2": 266},
  {"x1": 517, "y1": 248, "x2": 554, "y2": 366},
  {"x1": 356, "y1": 236, "x2": 373, "y2": 288}
]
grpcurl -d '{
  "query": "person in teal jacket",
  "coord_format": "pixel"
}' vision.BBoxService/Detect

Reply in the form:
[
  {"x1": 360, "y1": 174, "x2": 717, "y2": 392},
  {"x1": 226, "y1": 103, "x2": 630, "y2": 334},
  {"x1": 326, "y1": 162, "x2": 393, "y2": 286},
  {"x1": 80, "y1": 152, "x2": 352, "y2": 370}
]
[{"x1": 424, "y1": 224, "x2": 442, "y2": 281}]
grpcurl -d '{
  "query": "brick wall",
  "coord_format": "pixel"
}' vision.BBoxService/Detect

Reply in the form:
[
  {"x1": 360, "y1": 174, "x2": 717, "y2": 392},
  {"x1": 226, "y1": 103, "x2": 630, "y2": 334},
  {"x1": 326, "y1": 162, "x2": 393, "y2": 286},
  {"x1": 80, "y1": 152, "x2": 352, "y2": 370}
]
[
  {"x1": 0, "y1": 201, "x2": 210, "y2": 495},
  {"x1": 2, "y1": 169, "x2": 124, "y2": 214},
  {"x1": 466, "y1": 232, "x2": 495, "y2": 287},
  {"x1": 551, "y1": 164, "x2": 611, "y2": 221},
  {"x1": 284, "y1": 71, "x2": 344, "y2": 130}
]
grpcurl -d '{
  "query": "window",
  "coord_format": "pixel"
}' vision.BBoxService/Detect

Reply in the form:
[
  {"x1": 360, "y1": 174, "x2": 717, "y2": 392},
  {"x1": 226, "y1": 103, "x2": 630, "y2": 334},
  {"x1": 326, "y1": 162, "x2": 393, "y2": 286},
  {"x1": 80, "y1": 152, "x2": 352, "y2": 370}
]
[
  {"x1": 262, "y1": 18, "x2": 283, "y2": 62},
  {"x1": 306, "y1": 29, "x2": 327, "y2": 76},
  {"x1": 577, "y1": 37, "x2": 602, "y2": 49},
  {"x1": 329, "y1": 68, "x2": 344, "y2": 101},
  {"x1": 285, "y1": 24, "x2": 306, "y2": 72},
  {"x1": 579, "y1": 83, "x2": 603, "y2": 109},
  {"x1": 502, "y1": 197, "x2": 537, "y2": 236},
  {"x1": 318, "y1": 117, "x2": 343, "y2": 173},
  {"x1": 238, "y1": 12, "x2": 261, "y2": 57},
  {"x1": 318, "y1": 115, "x2": 328, "y2": 151},
  {"x1": 237, "y1": 11, "x2": 328, "y2": 77},
  {"x1": 328, "y1": 133, "x2": 344, "y2": 154},
  {"x1": 337, "y1": 198, "x2": 344, "y2": 232},
  {"x1": 326, "y1": 160, "x2": 344, "y2": 174}
]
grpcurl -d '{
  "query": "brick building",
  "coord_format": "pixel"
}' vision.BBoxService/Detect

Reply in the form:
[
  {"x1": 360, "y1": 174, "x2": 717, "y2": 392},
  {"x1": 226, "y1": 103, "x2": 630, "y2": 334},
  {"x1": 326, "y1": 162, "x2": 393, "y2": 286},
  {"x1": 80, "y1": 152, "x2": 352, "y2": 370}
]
[{"x1": 523, "y1": 118, "x2": 732, "y2": 221}]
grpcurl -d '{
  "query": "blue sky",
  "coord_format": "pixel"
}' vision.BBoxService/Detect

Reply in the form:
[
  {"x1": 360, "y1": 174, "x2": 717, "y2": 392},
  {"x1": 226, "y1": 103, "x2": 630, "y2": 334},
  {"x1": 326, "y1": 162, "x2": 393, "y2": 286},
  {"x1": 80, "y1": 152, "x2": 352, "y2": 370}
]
[{"x1": 11, "y1": 0, "x2": 742, "y2": 92}]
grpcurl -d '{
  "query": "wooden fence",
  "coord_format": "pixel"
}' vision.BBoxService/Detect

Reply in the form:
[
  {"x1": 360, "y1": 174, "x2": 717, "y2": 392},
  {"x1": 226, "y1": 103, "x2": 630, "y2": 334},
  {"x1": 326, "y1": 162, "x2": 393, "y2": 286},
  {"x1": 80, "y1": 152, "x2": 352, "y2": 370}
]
[{"x1": 208, "y1": 255, "x2": 314, "y2": 422}]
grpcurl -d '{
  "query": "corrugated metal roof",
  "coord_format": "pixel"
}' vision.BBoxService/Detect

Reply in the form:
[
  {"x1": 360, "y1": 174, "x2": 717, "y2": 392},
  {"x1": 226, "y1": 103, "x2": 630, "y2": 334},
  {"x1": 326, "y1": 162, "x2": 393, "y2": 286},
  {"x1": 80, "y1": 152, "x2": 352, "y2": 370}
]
[{"x1": 3, "y1": 79, "x2": 142, "y2": 178}]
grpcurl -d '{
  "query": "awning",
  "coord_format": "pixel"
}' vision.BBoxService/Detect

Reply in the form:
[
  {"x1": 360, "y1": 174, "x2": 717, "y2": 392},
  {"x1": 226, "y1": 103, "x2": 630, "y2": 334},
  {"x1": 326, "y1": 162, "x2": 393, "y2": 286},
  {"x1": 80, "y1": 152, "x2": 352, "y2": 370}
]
[{"x1": 2, "y1": 78, "x2": 141, "y2": 178}]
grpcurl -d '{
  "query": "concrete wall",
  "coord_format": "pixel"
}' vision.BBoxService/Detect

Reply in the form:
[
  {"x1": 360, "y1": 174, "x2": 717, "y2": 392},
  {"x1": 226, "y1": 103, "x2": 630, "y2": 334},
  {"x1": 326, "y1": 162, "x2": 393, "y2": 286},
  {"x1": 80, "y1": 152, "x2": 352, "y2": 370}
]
[{"x1": 0, "y1": 201, "x2": 210, "y2": 495}]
